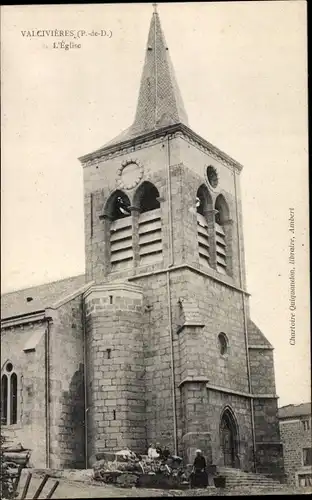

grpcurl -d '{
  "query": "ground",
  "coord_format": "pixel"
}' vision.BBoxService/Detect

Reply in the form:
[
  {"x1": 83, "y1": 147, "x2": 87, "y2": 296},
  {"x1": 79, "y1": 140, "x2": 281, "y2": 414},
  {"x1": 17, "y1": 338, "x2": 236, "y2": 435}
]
[{"x1": 17, "y1": 472, "x2": 312, "y2": 498}]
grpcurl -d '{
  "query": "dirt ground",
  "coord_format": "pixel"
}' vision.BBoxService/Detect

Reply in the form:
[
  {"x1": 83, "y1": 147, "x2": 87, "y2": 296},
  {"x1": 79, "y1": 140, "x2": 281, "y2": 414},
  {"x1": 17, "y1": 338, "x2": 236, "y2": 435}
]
[{"x1": 17, "y1": 473, "x2": 312, "y2": 498}]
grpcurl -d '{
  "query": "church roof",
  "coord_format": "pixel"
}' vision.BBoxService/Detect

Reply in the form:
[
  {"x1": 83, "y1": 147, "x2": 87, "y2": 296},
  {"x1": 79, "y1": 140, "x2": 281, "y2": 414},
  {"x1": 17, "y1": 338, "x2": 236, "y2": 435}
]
[
  {"x1": 1, "y1": 274, "x2": 86, "y2": 320},
  {"x1": 87, "y1": 6, "x2": 189, "y2": 154},
  {"x1": 278, "y1": 402, "x2": 311, "y2": 419},
  {"x1": 247, "y1": 318, "x2": 273, "y2": 348}
]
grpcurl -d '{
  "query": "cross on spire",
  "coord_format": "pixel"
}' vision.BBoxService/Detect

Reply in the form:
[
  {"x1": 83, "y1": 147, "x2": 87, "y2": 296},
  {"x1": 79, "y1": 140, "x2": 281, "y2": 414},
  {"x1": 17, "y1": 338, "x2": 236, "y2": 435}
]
[{"x1": 152, "y1": 3, "x2": 158, "y2": 13}]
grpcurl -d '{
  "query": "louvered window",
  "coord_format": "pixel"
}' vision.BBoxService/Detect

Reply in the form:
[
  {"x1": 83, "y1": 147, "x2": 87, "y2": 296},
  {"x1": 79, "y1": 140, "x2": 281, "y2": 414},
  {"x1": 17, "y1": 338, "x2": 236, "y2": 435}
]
[
  {"x1": 138, "y1": 208, "x2": 162, "y2": 265},
  {"x1": 215, "y1": 222, "x2": 227, "y2": 274},
  {"x1": 110, "y1": 216, "x2": 133, "y2": 271},
  {"x1": 197, "y1": 212, "x2": 210, "y2": 267}
]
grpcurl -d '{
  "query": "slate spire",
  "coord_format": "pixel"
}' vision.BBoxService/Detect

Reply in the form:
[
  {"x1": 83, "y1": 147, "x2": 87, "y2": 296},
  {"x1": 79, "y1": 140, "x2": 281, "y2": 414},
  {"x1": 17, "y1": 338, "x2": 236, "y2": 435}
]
[
  {"x1": 131, "y1": 4, "x2": 189, "y2": 135},
  {"x1": 103, "y1": 5, "x2": 188, "y2": 149}
]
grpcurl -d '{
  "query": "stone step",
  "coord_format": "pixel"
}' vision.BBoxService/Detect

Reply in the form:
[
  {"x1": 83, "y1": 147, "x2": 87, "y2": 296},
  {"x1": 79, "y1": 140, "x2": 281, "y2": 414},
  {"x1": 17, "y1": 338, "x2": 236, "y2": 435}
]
[
  {"x1": 217, "y1": 467, "x2": 282, "y2": 491},
  {"x1": 226, "y1": 477, "x2": 275, "y2": 484}
]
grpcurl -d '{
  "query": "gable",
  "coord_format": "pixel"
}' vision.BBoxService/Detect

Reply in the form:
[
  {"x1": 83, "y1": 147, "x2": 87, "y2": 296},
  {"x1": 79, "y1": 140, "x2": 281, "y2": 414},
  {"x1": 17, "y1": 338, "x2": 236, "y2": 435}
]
[{"x1": 247, "y1": 318, "x2": 273, "y2": 348}]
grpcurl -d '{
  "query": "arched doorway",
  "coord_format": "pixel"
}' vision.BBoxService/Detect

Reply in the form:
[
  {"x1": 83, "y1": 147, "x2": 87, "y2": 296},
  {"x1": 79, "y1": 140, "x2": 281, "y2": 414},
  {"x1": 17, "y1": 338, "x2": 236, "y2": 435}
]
[{"x1": 220, "y1": 408, "x2": 239, "y2": 468}]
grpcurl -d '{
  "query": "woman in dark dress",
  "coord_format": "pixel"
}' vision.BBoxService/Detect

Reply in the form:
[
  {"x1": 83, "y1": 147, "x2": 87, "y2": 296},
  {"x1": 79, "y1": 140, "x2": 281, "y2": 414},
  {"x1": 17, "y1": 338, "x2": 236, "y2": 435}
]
[{"x1": 190, "y1": 449, "x2": 208, "y2": 488}]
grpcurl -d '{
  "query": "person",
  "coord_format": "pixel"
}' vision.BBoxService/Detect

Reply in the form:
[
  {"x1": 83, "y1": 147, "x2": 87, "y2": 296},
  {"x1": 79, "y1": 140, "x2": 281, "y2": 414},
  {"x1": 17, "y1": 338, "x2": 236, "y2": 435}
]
[
  {"x1": 155, "y1": 442, "x2": 162, "y2": 457},
  {"x1": 190, "y1": 449, "x2": 208, "y2": 488},
  {"x1": 147, "y1": 443, "x2": 159, "y2": 459},
  {"x1": 162, "y1": 446, "x2": 170, "y2": 460}
]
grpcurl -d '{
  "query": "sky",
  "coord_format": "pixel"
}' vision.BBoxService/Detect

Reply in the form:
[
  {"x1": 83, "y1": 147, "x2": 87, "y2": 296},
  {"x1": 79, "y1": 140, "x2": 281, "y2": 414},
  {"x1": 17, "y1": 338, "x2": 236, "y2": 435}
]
[{"x1": 1, "y1": 2, "x2": 309, "y2": 407}]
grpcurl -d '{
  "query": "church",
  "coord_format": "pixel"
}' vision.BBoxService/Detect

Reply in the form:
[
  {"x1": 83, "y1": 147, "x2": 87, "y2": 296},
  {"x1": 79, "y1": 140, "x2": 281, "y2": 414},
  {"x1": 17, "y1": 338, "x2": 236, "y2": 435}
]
[{"x1": 1, "y1": 6, "x2": 284, "y2": 479}]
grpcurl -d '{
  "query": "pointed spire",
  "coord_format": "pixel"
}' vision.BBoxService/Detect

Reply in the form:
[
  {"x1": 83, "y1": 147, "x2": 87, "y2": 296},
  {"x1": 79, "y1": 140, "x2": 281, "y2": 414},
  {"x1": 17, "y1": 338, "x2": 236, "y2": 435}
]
[
  {"x1": 102, "y1": 6, "x2": 188, "y2": 149},
  {"x1": 131, "y1": 6, "x2": 189, "y2": 135}
]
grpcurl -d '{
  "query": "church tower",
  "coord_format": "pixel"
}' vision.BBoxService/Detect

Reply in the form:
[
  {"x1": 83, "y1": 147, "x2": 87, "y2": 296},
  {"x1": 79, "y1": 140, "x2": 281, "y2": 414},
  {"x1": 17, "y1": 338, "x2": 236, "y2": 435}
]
[{"x1": 79, "y1": 6, "x2": 284, "y2": 478}]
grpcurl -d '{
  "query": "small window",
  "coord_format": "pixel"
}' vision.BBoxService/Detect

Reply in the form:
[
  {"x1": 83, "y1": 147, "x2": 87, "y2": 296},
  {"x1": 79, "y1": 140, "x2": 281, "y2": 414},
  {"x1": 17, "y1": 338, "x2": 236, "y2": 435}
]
[
  {"x1": 218, "y1": 333, "x2": 228, "y2": 356},
  {"x1": 302, "y1": 419, "x2": 311, "y2": 431},
  {"x1": 303, "y1": 448, "x2": 312, "y2": 466},
  {"x1": 1, "y1": 362, "x2": 18, "y2": 425},
  {"x1": 206, "y1": 166, "x2": 219, "y2": 189}
]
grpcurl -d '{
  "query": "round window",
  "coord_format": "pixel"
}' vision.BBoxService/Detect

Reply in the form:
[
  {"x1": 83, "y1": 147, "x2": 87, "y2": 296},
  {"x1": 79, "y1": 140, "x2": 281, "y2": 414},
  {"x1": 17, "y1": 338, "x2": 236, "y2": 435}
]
[
  {"x1": 206, "y1": 166, "x2": 219, "y2": 189},
  {"x1": 218, "y1": 333, "x2": 228, "y2": 356},
  {"x1": 6, "y1": 362, "x2": 13, "y2": 372}
]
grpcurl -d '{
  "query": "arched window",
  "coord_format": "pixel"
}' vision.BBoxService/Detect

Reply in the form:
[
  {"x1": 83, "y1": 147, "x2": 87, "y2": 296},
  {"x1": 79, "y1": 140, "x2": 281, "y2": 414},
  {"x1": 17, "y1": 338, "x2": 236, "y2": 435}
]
[
  {"x1": 196, "y1": 185, "x2": 212, "y2": 267},
  {"x1": 134, "y1": 181, "x2": 160, "y2": 214},
  {"x1": 134, "y1": 182, "x2": 162, "y2": 265},
  {"x1": 105, "y1": 190, "x2": 131, "y2": 222},
  {"x1": 215, "y1": 194, "x2": 230, "y2": 274},
  {"x1": 1, "y1": 362, "x2": 18, "y2": 425},
  {"x1": 218, "y1": 332, "x2": 229, "y2": 356},
  {"x1": 104, "y1": 190, "x2": 133, "y2": 271}
]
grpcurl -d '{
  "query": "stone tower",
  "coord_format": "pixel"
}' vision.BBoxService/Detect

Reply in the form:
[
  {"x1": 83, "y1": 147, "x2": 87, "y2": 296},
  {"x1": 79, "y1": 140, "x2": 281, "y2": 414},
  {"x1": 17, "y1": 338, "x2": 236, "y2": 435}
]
[{"x1": 79, "y1": 6, "x2": 284, "y2": 478}]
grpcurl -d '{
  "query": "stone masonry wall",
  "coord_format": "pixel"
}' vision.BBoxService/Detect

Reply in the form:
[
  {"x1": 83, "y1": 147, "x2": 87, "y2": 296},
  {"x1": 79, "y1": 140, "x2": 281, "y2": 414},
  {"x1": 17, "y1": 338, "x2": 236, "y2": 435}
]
[
  {"x1": 129, "y1": 265, "x2": 252, "y2": 461},
  {"x1": 279, "y1": 417, "x2": 312, "y2": 485},
  {"x1": 82, "y1": 130, "x2": 246, "y2": 291},
  {"x1": 206, "y1": 390, "x2": 253, "y2": 471},
  {"x1": 81, "y1": 127, "x2": 277, "y2": 471},
  {"x1": 84, "y1": 283, "x2": 145, "y2": 461},
  {"x1": 1, "y1": 322, "x2": 47, "y2": 467},
  {"x1": 249, "y1": 347, "x2": 283, "y2": 478},
  {"x1": 249, "y1": 347, "x2": 277, "y2": 395},
  {"x1": 170, "y1": 268, "x2": 250, "y2": 394},
  {"x1": 253, "y1": 398, "x2": 284, "y2": 479},
  {"x1": 48, "y1": 295, "x2": 85, "y2": 469}
]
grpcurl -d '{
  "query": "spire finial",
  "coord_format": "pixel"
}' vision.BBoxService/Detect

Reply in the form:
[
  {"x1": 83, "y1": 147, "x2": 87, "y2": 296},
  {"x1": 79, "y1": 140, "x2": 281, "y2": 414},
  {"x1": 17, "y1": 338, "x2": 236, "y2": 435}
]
[{"x1": 152, "y1": 3, "x2": 158, "y2": 14}]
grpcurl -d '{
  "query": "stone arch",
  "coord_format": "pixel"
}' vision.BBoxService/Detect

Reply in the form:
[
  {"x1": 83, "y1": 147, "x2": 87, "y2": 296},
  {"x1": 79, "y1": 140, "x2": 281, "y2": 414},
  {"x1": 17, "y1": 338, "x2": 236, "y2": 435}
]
[
  {"x1": 196, "y1": 184, "x2": 213, "y2": 216},
  {"x1": 133, "y1": 181, "x2": 160, "y2": 213},
  {"x1": 104, "y1": 189, "x2": 131, "y2": 221},
  {"x1": 215, "y1": 194, "x2": 230, "y2": 225},
  {"x1": 219, "y1": 406, "x2": 240, "y2": 468}
]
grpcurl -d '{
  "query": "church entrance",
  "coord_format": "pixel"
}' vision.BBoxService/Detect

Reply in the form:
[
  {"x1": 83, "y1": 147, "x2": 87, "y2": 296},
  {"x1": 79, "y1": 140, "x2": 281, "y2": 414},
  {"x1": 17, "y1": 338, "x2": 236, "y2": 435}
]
[{"x1": 220, "y1": 408, "x2": 239, "y2": 468}]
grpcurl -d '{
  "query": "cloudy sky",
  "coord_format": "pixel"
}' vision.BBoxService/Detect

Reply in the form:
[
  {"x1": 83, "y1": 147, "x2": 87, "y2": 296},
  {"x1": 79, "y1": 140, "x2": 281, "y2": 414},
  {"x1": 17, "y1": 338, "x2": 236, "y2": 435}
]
[{"x1": 1, "y1": 2, "x2": 309, "y2": 407}]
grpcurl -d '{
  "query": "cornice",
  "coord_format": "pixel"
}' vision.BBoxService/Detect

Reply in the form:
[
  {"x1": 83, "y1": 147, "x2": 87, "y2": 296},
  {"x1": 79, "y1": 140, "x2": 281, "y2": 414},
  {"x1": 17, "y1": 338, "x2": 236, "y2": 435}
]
[
  {"x1": 1, "y1": 311, "x2": 47, "y2": 330},
  {"x1": 78, "y1": 123, "x2": 243, "y2": 173},
  {"x1": 83, "y1": 281, "x2": 143, "y2": 300},
  {"x1": 128, "y1": 263, "x2": 250, "y2": 296},
  {"x1": 206, "y1": 383, "x2": 278, "y2": 400}
]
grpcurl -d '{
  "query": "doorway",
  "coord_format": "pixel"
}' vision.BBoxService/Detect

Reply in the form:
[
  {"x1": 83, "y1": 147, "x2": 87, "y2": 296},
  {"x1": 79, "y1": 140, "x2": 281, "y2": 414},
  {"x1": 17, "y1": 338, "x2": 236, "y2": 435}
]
[{"x1": 220, "y1": 408, "x2": 239, "y2": 468}]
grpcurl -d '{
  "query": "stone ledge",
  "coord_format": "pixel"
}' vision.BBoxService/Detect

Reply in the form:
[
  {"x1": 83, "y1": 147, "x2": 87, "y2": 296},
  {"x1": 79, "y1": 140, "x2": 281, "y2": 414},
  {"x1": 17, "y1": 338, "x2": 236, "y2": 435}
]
[
  {"x1": 83, "y1": 282, "x2": 143, "y2": 300},
  {"x1": 178, "y1": 376, "x2": 209, "y2": 387},
  {"x1": 177, "y1": 322, "x2": 205, "y2": 334},
  {"x1": 248, "y1": 345, "x2": 274, "y2": 350},
  {"x1": 128, "y1": 263, "x2": 250, "y2": 296},
  {"x1": 206, "y1": 383, "x2": 278, "y2": 400}
]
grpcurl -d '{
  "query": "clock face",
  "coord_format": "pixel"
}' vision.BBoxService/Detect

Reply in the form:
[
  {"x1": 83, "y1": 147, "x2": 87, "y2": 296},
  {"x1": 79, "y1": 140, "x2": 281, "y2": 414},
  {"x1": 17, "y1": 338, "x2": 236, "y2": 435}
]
[{"x1": 117, "y1": 160, "x2": 144, "y2": 190}]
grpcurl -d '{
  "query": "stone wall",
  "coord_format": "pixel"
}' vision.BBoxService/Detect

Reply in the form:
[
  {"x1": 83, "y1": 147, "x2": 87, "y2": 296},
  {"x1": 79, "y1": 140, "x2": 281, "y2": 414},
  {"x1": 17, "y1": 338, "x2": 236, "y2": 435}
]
[
  {"x1": 279, "y1": 417, "x2": 312, "y2": 485},
  {"x1": 253, "y1": 398, "x2": 284, "y2": 479},
  {"x1": 249, "y1": 347, "x2": 277, "y2": 395},
  {"x1": 82, "y1": 129, "x2": 246, "y2": 291},
  {"x1": 80, "y1": 125, "x2": 280, "y2": 474},
  {"x1": 48, "y1": 295, "x2": 85, "y2": 469},
  {"x1": 129, "y1": 266, "x2": 252, "y2": 463},
  {"x1": 1, "y1": 321, "x2": 47, "y2": 467},
  {"x1": 206, "y1": 390, "x2": 253, "y2": 471},
  {"x1": 84, "y1": 282, "x2": 145, "y2": 462}
]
